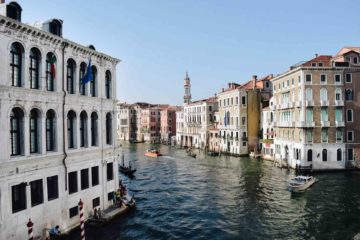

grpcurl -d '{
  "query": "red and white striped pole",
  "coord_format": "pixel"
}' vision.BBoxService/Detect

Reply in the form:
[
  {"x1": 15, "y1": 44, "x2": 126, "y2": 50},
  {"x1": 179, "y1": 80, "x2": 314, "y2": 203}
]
[
  {"x1": 26, "y1": 218, "x2": 34, "y2": 240},
  {"x1": 78, "y1": 199, "x2": 85, "y2": 240}
]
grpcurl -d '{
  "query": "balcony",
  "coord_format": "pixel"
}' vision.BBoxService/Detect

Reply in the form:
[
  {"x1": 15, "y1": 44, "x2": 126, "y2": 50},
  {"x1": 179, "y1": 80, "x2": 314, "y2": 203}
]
[
  {"x1": 320, "y1": 100, "x2": 329, "y2": 106},
  {"x1": 305, "y1": 100, "x2": 314, "y2": 107},
  {"x1": 277, "y1": 121, "x2": 295, "y2": 127},
  {"x1": 305, "y1": 121, "x2": 315, "y2": 128},
  {"x1": 295, "y1": 101, "x2": 302, "y2": 108},
  {"x1": 296, "y1": 121, "x2": 315, "y2": 128},
  {"x1": 321, "y1": 121, "x2": 330, "y2": 127},
  {"x1": 335, "y1": 121, "x2": 345, "y2": 127},
  {"x1": 295, "y1": 121, "x2": 305, "y2": 128},
  {"x1": 335, "y1": 100, "x2": 344, "y2": 106},
  {"x1": 280, "y1": 102, "x2": 294, "y2": 109}
]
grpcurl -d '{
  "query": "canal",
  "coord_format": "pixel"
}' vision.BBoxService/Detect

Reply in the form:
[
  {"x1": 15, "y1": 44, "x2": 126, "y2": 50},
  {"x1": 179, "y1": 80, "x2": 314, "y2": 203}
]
[{"x1": 66, "y1": 143, "x2": 360, "y2": 240}]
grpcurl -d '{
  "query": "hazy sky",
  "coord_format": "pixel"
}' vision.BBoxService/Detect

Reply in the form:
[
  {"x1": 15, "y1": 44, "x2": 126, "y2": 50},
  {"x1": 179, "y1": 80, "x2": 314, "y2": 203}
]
[{"x1": 17, "y1": 0, "x2": 360, "y2": 105}]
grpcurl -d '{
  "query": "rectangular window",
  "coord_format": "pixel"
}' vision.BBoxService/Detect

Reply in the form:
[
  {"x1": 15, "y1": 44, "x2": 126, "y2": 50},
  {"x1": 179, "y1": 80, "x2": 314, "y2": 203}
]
[
  {"x1": 306, "y1": 109, "x2": 313, "y2": 122},
  {"x1": 347, "y1": 110, "x2": 353, "y2": 122},
  {"x1": 335, "y1": 108, "x2": 342, "y2": 122},
  {"x1": 69, "y1": 206, "x2": 78, "y2": 218},
  {"x1": 30, "y1": 179, "x2": 43, "y2": 207},
  {"x1": 306, "y1": 130, "x2": 313, "y2": 143},
  {"x1": 336, "y1": 129, "x2": 343, "y2": 142},
  {"x1": 92, "y1": 166, "x2": 99, "y2": 186},
  {"x1": 12, "y1": 183, "x2": 27, "y2": 213},
  {"x1": 242, "y1": 142, "x2": 246, "y2": 146},
  {"x1": 305, "y1": 74, "x2": 312, "y2": 82},
  {"x1": 108, "y1": 191, "x2": 114, "y2": 201},
  {"x1": 68, "y1": 171, "x2": 78, "y2": 194},
  {"x1": 335, "y1": 74, "x2": 341, "y2": 83},
  {"x1": 321, "y1": 129, "x2": 328, "y2": 143},
  {"x1": 242, "y1": 96, "x2": 246, "y2": 105},
  {"x1": 321, "y1": 108, "x2": 328, "y2": 121},
  {"x1": 348, "y1": 149, "x2": 354, "y2": 161},
  {"x1": 107, "y1": 162, "x2": 114, "y2": 181},
  {"x1": 320, "y1": 74, "x2": 326, "y2": 83},
  {"x1": 346, "y1": 73, "x2": 352, "y2": 83},
  {"x1": 242, "y1": 117, "x2": 246, "y2": 125},
  {"x1": 47, "y1": 175, "x2": 58, "y2": 201},
  {"x1": 81, "y1": 169, "x2": 89, "y2": 190},
  {"x1": 92, "y1": 197, "x2": 100, "y2": 208},
  {"x1": 347, "y1": 131, "x2": 354, "y2": 142}
]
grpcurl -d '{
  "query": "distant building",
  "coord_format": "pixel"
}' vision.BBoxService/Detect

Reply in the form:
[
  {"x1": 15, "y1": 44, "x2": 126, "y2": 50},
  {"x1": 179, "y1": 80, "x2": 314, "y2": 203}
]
[
  {"x1": 160, "y1": 106, "x2": 182, "y2": 144},
  {"x1": 261, "y1": 105, "x2": 274, "y2": 160}
]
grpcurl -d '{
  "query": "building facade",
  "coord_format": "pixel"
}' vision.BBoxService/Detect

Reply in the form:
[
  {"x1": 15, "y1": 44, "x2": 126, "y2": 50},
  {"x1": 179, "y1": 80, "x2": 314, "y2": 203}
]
[
  {"x1": 0, "y1": 2, "x2": 120, "y2": 239},
  {"x1": 160, "y1": 106, "x2": 180, "y2": 144}
]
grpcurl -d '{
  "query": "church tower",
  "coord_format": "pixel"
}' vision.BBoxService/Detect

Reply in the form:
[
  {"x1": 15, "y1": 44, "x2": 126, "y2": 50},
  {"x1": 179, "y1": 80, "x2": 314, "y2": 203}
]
[{"x1": 183, "y1": 72, "x2": 192, "y2": 104}]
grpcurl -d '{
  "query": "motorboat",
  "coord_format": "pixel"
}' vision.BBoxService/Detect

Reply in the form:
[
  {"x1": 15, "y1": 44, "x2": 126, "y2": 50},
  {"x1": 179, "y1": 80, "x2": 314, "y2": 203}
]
[
  {"x1": 145, "y1": 149, "x2": 162, "y2": 157},
  {"x1": 288, "y1": 175, "x2": 316, "y2": 192}
]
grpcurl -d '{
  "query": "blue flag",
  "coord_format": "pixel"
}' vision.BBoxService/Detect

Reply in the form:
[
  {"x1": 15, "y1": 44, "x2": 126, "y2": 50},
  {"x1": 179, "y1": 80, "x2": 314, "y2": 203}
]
[{"x1": 81, "y1": 57, "x2": 92, "y2": 84}]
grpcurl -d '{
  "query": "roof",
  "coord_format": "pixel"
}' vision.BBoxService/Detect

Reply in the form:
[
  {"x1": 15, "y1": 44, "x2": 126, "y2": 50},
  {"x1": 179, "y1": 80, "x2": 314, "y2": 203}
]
[
  {"x1": 335, "y1": 47, "x2": 360, "y2": 57},
  {"x1": 240, "y1": 74, "x2": 273, "y2": 90},
  {"x1": 300, "y1": 55, "x2": 332, "y2": 67},
  {"x1": 187, "y1": 96, "x2": 217, "y2": 105}
]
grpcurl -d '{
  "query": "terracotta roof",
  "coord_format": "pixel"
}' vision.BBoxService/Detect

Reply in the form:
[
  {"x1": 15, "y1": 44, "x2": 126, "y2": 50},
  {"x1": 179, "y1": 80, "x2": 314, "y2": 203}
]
[
  {"x1": 187, "y1": 96, "x2": 217, "y2": 105},
  {"x1": 335, "y1": 47, "x2": 360, "y2": 57},
  {"x1": 240, "y1": 74, "x2": 273, "y2": 90},
  {"x1": 300, "y1": 55, "x2": 332, "y2": 67}
]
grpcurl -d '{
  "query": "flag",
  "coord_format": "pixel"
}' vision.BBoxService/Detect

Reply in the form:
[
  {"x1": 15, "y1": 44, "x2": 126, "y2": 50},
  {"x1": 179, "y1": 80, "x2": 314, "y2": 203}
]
[
  {"x1": 81, "y1": 57, "x2": 92, "y2": 84},
  {"x1": 49, "y1": 54, "x2": 56, "y2": 79}
]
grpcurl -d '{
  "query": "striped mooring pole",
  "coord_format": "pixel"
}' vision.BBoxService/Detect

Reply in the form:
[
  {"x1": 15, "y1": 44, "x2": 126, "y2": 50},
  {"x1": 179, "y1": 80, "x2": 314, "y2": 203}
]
[
  {"x1": 26, "y1": 218, "x2": 34, "y2": 240},
  {"x1": 79, "y1": 199, "x2": 85, "y2": 240}
]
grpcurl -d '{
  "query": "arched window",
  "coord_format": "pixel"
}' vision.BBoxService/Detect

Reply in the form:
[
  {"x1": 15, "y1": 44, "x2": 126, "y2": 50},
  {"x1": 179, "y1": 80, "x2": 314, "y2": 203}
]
[
  {"x1": 67, "y1": 111, "x2": 77, "y2": 149},
  {"x1": 90, "y1": 66, "x2": 97, "y2": 97},
  {"x1": 49, "y1": 19, "x2": 62, "y2": 37},
  {"x1": 320, "y1": 88, "x2": 327, "y2": 101},
  {"x1": 307, "y1": 149, "x2": 312, "y2": 162},
  {"x1": 91, "y1": 112, "x2": 98, "y2": 146},
  {"x1": 46, "y1": 110, "x2": 56, "y2": 151},
  {"x1": 29, "y1": 48, "x2": 41, "y2": 89},
  {"x1": 80, "y1": 111, "x2": 88, "y2": 148},
  {"x1": 6, "y1": 2, "x2": 22, "y2": 21},
  {"x1": 270, "y1": 112, "x2": 273, "y2": 122},
  {"x1": 345, "y1": 89, "x2": 353, "y2": 101},
  {"x1": 306, "y1": 88, "x2": 312, "y2": 100},
  {"x1": 335, "y1": 88, "x2": 342, "y2": 101},
  {"x1": 30, "y1": 109, "x2": 41, "y2": 154},
  {"x1": 337, "y1": 149, "x2": 342, "y2": 161},
  {"x1": 10, "y1": 107, "x2": 24, "y2": 156},
  {"x1": 10, "y1": 42, "x2": 24, "y2": 87},
  {"x1": 67, "y1": 59, "x2": 76, "y2": 94},
  {"x1": 322, "y1": 149, "x2": 327, "y2": 162},
  {"x1": 79, "y1": 62, "x2": 86, "y2": 95},
  {"x1": 105, "y1": 70, "x2": 111, "y2": 99},
  {"x1": 106, "y1": 113, "x2": 112, "y2": 145},
  {"x1": 46, "y1": 53, "x2": 56, "y2": 91}
]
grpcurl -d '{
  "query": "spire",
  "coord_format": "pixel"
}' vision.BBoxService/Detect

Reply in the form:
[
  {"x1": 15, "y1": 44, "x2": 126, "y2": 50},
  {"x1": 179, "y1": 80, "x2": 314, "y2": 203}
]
[{"x1": 183, "y1": 72, "x2": 191, "y2": 104}]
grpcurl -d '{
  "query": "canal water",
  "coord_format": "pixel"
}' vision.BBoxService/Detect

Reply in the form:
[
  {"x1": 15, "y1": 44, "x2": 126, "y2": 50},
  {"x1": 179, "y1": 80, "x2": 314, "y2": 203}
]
[{"x1": 66, "y1": 143, "x2": 360, "y2": 240}]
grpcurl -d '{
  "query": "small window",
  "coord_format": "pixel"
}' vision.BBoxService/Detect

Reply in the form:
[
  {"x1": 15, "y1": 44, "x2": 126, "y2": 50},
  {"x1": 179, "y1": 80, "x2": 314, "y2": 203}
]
[
  {"x1": 69, "y1": 206, "x2": 78, "y2": 218},
  {"x1": 242, "y1": 142, "x2": 246, "y2": 146},
  {"x1": 318, "y1": 62, "x2": 323, "y2": 67},
  {"x1": 81, "y1": 169, "x2": 89, "y2": 190},
  {"x1": 311, "y1": 63, "x2": 316, "y2": 67},
  {"x1": 348, "y1": 149, "x2": 354, "y2": 161},
  {"x1": 68, "y1": 171, "x2": 78, "y2": 194},
  {"x1": 337, "y1": 149, "x2": 342, "y2": 161},
  {"x1": 307, "y1": 149, "x2": 312, "y2": 162},
  {"x1": 47, "y1": 175, "x2": 58, "y2": 201},
  {"x1": 354, "y1": 57, "x2": 358, "y2": 64},
  {"x1": 92, "y1": 166, "x2": 99, "y2": 186},
  {"x1": 347, "y1": 131, "x2": 354, "y2": 142},
  {"x1": 322, "y1": 149, "x2": 327, "y2": 162},
  {"x1": 305, "y1": 74, "x2": 312, "y2": 82},
  {"x1": 242, "y1": 96, "x2": 246, "y2": 105},
  {"x1": 12, "y1": 183, "x2": 27, "y2": 213},
  {"x1": 108, "y1": 191, "x2": 114, "y2": 201},
  {"x1": 335, "y1": 74, "x2": 341, "y2": 83},
  {"x1": 30, "y1": 179, "x2": 43, "y2": 207},
  {"x1": 347, "y1": 109, "x2": 353, "y2": 122},
  {"x1": 92, "y1": 197, "x2": 100, "y2": 208},
  {"x1": 345, "y1": 89, "x2": 353, "y2": 101},
  {"x1": 107, "y1": 163, "x2": 113, "y2": 181},
  {"x1": 320, "y1": 74, "x2": 326, "y2": 83},
  {"x1": 346, "y1": 73, "x2": 352, "y2": 83}
]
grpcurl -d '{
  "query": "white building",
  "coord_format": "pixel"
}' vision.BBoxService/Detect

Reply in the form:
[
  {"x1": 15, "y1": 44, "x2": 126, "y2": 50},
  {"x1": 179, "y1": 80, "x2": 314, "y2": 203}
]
[
  {"x1": 175, "y1": 109, "x2": 184, "y2": 146},
  {"x1": 261, "y1": 105, "x2": 274, "y2": 160},
  {"x1": 0, "y1": 2, "x2": 120, "y2": 239}
]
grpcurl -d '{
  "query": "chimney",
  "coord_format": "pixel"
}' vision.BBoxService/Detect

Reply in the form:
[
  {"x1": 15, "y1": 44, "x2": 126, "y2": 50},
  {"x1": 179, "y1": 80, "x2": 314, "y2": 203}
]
[
  {"x1": 315, "y1": 53, "x2": 318, "y2": 58},
  {"x1": 252, "y1": 75, "x2": 257, "y2": 90}
]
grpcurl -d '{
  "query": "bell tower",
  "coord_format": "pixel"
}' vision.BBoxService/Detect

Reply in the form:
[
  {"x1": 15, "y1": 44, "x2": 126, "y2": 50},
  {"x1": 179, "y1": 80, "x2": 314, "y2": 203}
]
[{"x1": 183, "y1": 72, "x2": 191, "y2": 104}]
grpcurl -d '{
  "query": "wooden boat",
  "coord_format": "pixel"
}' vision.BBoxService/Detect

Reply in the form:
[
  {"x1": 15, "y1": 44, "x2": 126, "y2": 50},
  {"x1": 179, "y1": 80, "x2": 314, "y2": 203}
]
[
  {"x1": 119, "y1": 165, "x2": 136, "y2": 175},
  {"x1": 145, "y1": 149, "x2": 162, "y2": 157},
  {"x1": 207, "y1": 151, "x2": 219, "y2": 156},
  {"x1": 288, "y1": 176, "x2": 316, "y2": 192},
  {"x1": 129, "y1": 139, "x2": 145, "y2": 143}
]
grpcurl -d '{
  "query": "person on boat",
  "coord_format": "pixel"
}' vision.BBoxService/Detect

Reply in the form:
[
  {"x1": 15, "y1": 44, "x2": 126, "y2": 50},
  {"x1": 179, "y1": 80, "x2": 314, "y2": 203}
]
[
  {"x1": 48, "y1": 225, "x2": 60, "y2": 239},
  {"x1": 97, "y1": 208, "x2": 104, "y2": 219},
  {"x1": 93, "y1": 208, "x2": 99, "y2": 219}
]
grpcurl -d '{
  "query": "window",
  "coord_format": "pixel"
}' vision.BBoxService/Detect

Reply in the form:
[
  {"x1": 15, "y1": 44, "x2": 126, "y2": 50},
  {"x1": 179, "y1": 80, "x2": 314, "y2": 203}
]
[
  {"x1": 29, "y1": 48, "x2": 41, "y2": 89},
  {"x1": 337, "y1": 149, "x2": 342, "y2": 161},
  {"x1": 107, "y1": 162, "x2": 113, "y2": 181},
  {"x1": 320, "y1": 88, "x2": 327, "y2": 101},
  {"x1": 30, "y1": 179, "x2": 43, "y2": 207},
  {"x1": 321, "y1": 108, "x2": 328, "y2": 122},
  {"x1": 318, "y1": 62, "x2": 323, "y2": 67},
  {"x1": 306, "y1": 130, "x2": 313, "y2": 143},
  {"x1": 242, "y1": 96, "x2": 246, "y2": 105},
  {"x1": 12, "y1": 183, "x2": 26, "y2": 213},
  {"x1": 80, "y1": 111, "x2": 88, "y2": 148},
  {"x1": 346, "y1": 73, "x2": 352, "y2": 83},
  {"x1": 322, "y1": 149, "x2": 327, "y2": 162},
  {"x1": 335, "y1": 88, "x2": 342, "y2": 101},
  {"x1": 106, "y1": 113, "x2": 112, "y2": 145},
  {"x1": 105, "y1": 70, "x2": 111, "y2": 99},
  {"x1": 305, "y1": 88, "x2": 312, "y2": 100},
  {"x1": 347, "y1": 131, "x2": 354, "y2": 142},
  {"x1": 91, "y1": 112, "x2": 98, "y2": 146},
  {"x1": 347, "y1": 109, "x2": 353, "y2": 122},
  {"x1": 68, "y1": 171, "x2": 78, "y2": 194},
  {"x1": 307, "y1": 149, "x2": 312, "y2": 162},
  {"x1": 108, "y1": 192, "x2": 114, "y2": 201},
  {"x1": 348, "y1": 149, "x2": 354, "y2": 161},
  {"x1": 67, "y1": 111, "x2": 76, "y2": 149},
  {"x1": 354, "y1": 57, "x2": 358, "y2": 64},
  {"x1": 306, "y1": 109, "x2": 313, "y2": 123},
  {"x1": 81, "y1": 169, "x2": 89, "y2": 190},
  {"x1": 91, "y1": 166, "x2": 99, "y2": 186},
  {"x1": 10, "y1": 42, "x2": 24, "y2": 87},
  {"x1": 67, "y1": 59, "x2": 76, "y2": 94},
  {"x1": 45, "y1": 53, "x2": 56, "y2": 91},
  {"x1": 311, "y1": 63, "x2": 316, "y2": 67},
  {"x1": 93, "y1": 197, "x2": 100, "y2": 208},
  {"x1": 30, "y1": 109, "x2": 40, "y2": 154},
  {"x1": 49, "y1": 19, "x2": 62, "y2": 37},
  {"x1": 10, "y1": 107, "x2": 24, "y2": 156},
  {"x1": 6, "y1": 2, "x2": 22, "y2": 21},
  {"x1": 336, "y1": 129, "x2": 343, "y2": 142},
  {"x1": 46, "y1": 110, "x2": 56, "y2": 151},
  {"x1": 321, "y1": 129, "x2": 328, "y2": 143},
  {"x1": 305, "y1": 74, "x2": 312, "y2": 82},
  {"x1": 90, "y1": 66, "x2": 97, "y2": 97},
  {"x1": 335, "y1": 74, "x2": 341, "y2": 83},
  {"x1": 320, "y1": 74, "x2": 326, "y2": 83},
  {"x1": 79, "y1": 62, "x2": 86, "y2": 95},
  {"x1": 69, "y1": 206, "x2": 78, "y2": 218},
  {"x1": 345, "y1": 89, "x2": 353, "y2": 101},
  {"x1": 47, "y1": 175, "x2": 58, "y2": 201}
]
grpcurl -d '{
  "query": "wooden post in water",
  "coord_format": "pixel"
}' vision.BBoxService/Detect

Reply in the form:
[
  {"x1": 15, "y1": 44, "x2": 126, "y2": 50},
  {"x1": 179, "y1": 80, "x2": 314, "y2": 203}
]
[
  {"x1": 26, "y1": 218, "x2": 34, "y2": 240},
  {"x1": 79, "y1": 199, "x2": 85, "y2": 240}
]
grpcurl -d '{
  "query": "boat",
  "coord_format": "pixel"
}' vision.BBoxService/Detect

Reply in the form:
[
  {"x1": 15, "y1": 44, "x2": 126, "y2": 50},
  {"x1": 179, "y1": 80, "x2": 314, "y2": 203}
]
[
  {"x1": 288, "y1": 175, "x2": 316, "y2": 192},
  {"x1": 119, "y1": 153, "x2": 136, "y2": 176},
  {"x1": 187, "y1": 152, "x2": 196, "y2": 158},
  {"x1": 129, "y1": 139, "x2": 145, "y2": 144},
  {"x1": 250, "y1": 152, "x2": 261, "y2": 159},
  {"x1": 145, "y1": 149, "x2": 162, "y2": 157},
  {"x1": 207, "y1": 151, "x2": 219, "y2": 157}
]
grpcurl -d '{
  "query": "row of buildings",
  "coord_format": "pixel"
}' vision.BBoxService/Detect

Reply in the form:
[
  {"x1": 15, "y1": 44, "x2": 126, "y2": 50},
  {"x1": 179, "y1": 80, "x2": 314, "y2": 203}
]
[{"x1": 0, "y1": 2, "x2": 120, "y2": 239}]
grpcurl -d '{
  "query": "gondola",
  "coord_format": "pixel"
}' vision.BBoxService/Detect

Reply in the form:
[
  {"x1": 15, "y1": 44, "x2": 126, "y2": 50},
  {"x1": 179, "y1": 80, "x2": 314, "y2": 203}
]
[{"x1": 119, "y1": 165, "x2": 136, "y2": 175}]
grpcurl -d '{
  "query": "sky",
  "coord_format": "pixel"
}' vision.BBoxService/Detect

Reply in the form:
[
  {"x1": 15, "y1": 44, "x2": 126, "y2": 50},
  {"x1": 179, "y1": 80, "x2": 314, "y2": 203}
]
[{"x1": 17, "y1": 0, "x2": 360, "y2": 105}]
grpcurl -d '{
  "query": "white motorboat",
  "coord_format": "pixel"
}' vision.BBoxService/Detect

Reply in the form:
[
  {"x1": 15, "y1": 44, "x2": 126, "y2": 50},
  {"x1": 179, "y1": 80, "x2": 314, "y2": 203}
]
[{"x1": 288, "y1": 176, "x2": 316, "y2": 192}]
